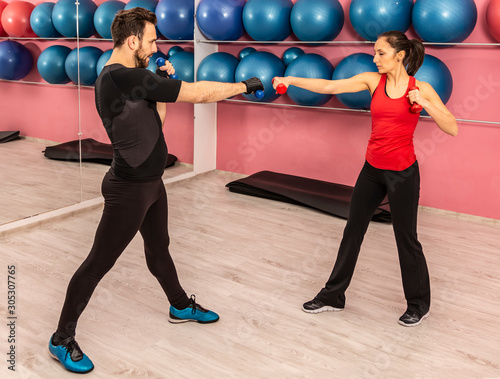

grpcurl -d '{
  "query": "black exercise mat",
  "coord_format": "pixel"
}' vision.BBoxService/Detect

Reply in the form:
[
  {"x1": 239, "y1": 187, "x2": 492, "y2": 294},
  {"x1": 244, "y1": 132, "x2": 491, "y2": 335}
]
[
  {"x1": 0, "y1": 131, "x2": 20, "y2": 143},
  {"x1": 43, "y1": 138, "x2": 177, "y2": 168},
  {"x1": 226, "y1": 170, "x2": 391, "y2": 223}
]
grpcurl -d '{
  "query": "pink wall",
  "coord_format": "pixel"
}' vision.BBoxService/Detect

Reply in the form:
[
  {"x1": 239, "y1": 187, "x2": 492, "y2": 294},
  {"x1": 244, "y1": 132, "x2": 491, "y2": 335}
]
[
  {"x1": 216, "y1": 0, "x2": 500, "y2": 220},
  {"x1": 0, "y1": 0, "x2": 194, "y2": 163}
]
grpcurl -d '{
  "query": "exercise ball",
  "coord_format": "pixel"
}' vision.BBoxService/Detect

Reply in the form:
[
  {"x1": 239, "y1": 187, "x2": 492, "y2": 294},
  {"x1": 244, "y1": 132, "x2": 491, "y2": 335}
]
[
  {"x1": 284, "y1": 53, "x2": 334, "y2": 106},
  {"x1": 412, "y1": 0, "x2": 477, "y2": 43},
  {"x1": 0, "y1": 1, "x2": 7, "y2": 36},
  {"x1": 65, "y1": 46, "x2": 103, "y2": 85},
  {"x1": 235, "y1": 51, "x2": 285, "y2": 102},
  {"x1": 124, "y1": 0, "x2": 157, "y2": 11},
  {"x1": 37, "y1": 45, "x2": 71, "y2": 84},
  {"x1": 30, "y1": 2, "x2": 61, "y2": 38},
  {"x1": 243, "y1": 0, "x2": 293, "y2": 41},
  {"x1": 168, "y1": 50, "x2": 194, "y2": 82},
  {"x1": 167, "y1": 45, "x2": 183, "y2": 58},
  {"x1": 414, "y1": 55, "x2": 453, "y2": 108},
  {"x1": 156, "y1": 0, "x2": 194, "y2": 40},
  {"x1": 94, "y1": 0, "x2": 125, "y2": 39},
  {"x1": 52, "y1": 0, "x2": 97, "y2": 38},
  {"x1": 238, "y1": 47, "x2": 256, "y2": 60},
  {"x1": 486, "y1": 0, "x2": 500, "y2": 42},
  {"x1": 196, "y1": 0, "x2": 245, "y2": 41},
  {"x1": 197, "y1": 52, "x2": 238, "y2": 82},
  {"x1": 0, "y1": 40, "x2": 33, "y2": 80},
  {"x1": 282, "y1": 47, "x2": 304, "y2": 66},
  {"x1": 1, "y1": 1, "x2": 36, "y2": 37},
  {"x1": 146, "y1": 51, "x2": 167, "y2": 73},
  {"x1": 291, "y1": 0, "x2": 344, "y2": 41},
  {"x1": 349, "y1": 0, "x2": 413, "y2": 41},
  {"x1": 96, "y1": 49, "x2": 112, "y2": 76},
  {"x1": 331, "y1": 53, "x2": 378, "y2": 109}
]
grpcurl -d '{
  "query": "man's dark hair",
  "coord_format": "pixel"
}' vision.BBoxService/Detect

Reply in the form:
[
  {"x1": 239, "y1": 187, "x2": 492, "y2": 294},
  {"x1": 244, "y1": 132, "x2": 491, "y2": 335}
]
[{"x1": 111, "y1": 7, "x2": 157, "y2": 48}]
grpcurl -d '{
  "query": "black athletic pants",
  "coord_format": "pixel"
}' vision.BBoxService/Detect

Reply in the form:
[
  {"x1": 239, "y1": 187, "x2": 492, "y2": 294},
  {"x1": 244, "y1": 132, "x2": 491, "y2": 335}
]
[
  {"x1": 317, "y1": 161, "x2": 430, "y2": 316},
  {"x1": 56, "y1": 172, "x2": 189, "y2": 337}
]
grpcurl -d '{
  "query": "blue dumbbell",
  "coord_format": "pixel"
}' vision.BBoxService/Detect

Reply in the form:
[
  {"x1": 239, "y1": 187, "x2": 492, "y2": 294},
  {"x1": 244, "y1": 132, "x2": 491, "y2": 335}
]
[
  {"x1": 155, "y1": 57, "x2": 178, "y2": 79},
  {"x1": 254, "y1": 90, "x2": 264, "y2": 100}
]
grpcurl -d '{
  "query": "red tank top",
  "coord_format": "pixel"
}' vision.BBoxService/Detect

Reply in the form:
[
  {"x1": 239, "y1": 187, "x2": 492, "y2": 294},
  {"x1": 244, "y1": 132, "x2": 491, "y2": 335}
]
[{"x1": 366, "y1": 74, "x2": 420, "y2": 171}]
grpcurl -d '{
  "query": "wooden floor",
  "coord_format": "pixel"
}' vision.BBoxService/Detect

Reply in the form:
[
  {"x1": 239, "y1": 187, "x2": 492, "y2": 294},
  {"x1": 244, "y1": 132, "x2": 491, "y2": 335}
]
[
  {"x1": 0, "y1": 138, "x2": 192, "y2": 225},
  {"x1": 1, "y1": 170, "x2": 499, "y2": 378}
]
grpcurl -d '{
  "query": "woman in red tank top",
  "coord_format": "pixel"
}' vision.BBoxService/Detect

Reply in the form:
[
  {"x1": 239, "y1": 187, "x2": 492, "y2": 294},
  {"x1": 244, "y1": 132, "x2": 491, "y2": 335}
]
[{"x1": 273, "y1": 31, "x2": 457, "y2": 327}]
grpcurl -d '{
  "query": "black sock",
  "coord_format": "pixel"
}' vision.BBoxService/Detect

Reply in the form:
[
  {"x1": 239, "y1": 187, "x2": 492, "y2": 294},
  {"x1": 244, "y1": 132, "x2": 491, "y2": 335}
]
[{"x1": 52, "y1": 331, "x2": 71, "y2": 345}]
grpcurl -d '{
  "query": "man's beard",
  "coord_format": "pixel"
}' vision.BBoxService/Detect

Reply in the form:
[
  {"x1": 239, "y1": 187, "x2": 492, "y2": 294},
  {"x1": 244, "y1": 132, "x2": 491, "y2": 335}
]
[{"x1": 134, "y1": 47, "x2": 149, "y2": 69}]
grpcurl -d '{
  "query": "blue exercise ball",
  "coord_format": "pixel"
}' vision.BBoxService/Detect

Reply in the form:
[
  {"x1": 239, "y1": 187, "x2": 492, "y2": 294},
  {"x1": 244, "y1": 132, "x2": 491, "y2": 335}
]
[
  {"x1": 0, "y1": 40, "x2": 33, "y2": 80},
  {"x1": 124, "y1": 0, "x2": 157, "y2": 12},
  {"x1": 282, "y1": 47, "x2": 304, "y2": 66},
  {"x1": 238, "y1": 47, "x2": 256, "y2": 60},
  {"x1": 146, "y1": 51, "x2": 167, "y2": 73},
  {"x1": 168, "y1": 51, "x2": 194, "y2": 82},
  {"x1": 156, "y1": 0, "x2": 194, "y2": 40},
  {"x1": 94, "y1": 1, "x2": 125, "y2": 39},
  {"x1": 96, "y1": 49, "x2": 112, "y2": 76},
  {"x1": 235, "y1": 51, "x2": 285, "y2": 102},
  {"x1": 52, "y1": 0, "x2": 97, "y2": 38},
  {"x1": 414, "y1": 54, "x2": 453, "y2": 114},
  {"x1": 65, "y1": 46, "x2": 103, "y2": 85},
  {"x1": 243, "y1": 0, "x2": 293, "y2": 41},
  {"x1": 196, "y1": 0, "x2": 245, "y2": 41},
  {"x1": 291, "y1": 0, "x2": 344, "y2": 41},
  {"x1": 349, "y1": 0, "x2": 413, "y2": 41},
  {"x1": 284, "y1": 53, "x2": 334, "y2": 106},
  {"x1": 37, "y1": 45, "x2": 71, "y2": 84},
  {"x1": 30, "y1": 2, "x2": 61, "y2": 38},
  {"x1": 332, "y1": 53, "x2": 378, "y2": 109},
  {"x1": 412, "y1": 0, "x2": 477, "y2": 43},
  {"x1": 197, "y1": 52, "x2": 238, "y2": 82},
  {"x1": 167, "y1": 45, "x2": 184, "y2": 58}
]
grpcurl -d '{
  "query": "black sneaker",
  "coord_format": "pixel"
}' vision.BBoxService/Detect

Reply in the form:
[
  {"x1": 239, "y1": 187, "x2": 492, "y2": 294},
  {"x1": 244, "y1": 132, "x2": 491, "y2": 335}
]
[
  {"x1": 302, "y1": 297, "x2": 344, "y2": 314},
  {"x1": 398, "y1": 310, "x2": 429, "y2": 327}
]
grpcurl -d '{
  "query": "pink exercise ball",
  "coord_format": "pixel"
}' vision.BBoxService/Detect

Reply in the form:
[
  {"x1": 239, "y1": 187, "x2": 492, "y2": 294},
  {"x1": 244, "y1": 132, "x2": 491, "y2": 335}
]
[{"x1": 1, "y1": 1, "x2": 36, "y2": 37}]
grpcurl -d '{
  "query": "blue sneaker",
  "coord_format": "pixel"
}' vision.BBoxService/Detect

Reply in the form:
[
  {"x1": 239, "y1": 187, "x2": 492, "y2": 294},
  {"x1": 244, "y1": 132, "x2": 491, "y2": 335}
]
[
  {"x1": 169, "y1": 295, "x2": 219, "y2": 324},
  {"x1": 49, "y1": 334, "x2": 94, "y2": 373}
]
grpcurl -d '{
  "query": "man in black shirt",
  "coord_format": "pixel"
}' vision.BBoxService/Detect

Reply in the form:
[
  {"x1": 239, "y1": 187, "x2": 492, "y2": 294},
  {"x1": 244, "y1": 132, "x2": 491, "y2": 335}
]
[{"x1": 49, "y1": 7, "x2": 263, "y2": 374}]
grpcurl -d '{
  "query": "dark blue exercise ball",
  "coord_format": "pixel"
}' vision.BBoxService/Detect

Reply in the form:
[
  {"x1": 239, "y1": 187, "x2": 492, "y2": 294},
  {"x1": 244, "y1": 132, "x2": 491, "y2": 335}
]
[
  {"x1": 235, "y1": 51, "x2": 285, "y2": 102},
  {"x1": 197, "y1": 52, "x2": 238, "y2": 82},
  {"x1": 282, "y1": 47, "x2": 305, "y2": 66},
  {"x1": 284, "y1": 53, "x2": 334, "y2": 106},
  {"x1": 243, "y1": 0, "x2": 293, "y2": 41},
  {"x1": 168, "y1": 51, "x2": 194, "y2": 82},
  {"x1": 291, "y1": 0, "x2": 344, "y2": 41},
  {"x1": 238, "y1": 47, "x2": 256, "y2": 60},
  {"x1": 37, "y1": 45, "x2": 72, "y2": 84},
  {"x1": 414, "y1": 54, "x2": 453, "y2": 112},
  {"x1": 30, "y1": 2, "x2": 62, "y2": 38},
  {"x1": 167, "y1": 45, "x2": 184, "y2": 58},
  {"x1": 52, "y1": 0, "x2": 97, "y2": 38},
  {"x1": 0, "y1": 40, "x2": 33, "y2": 80},
  {"x1": 156, "y1": 0, "x2": 194, "y2": 40},
  {"x1": 412, "y1": 0, "x2": 477, "y2": 43},
  {"x1": 94, "y1": 1, "x2": 125, "y2": 39},
  {"x1": 146, "y1": 51, "x2": 167, "y2": 73},
  {"x1": 332, "y1": 53, "x2": 378, "y2": 109},
  {"x1": 65, "y1": 46, "x2": 103, "y2": 85},
  {"x1": 349, "y1": 0, "x2": 413, "y2": 41},
  {"x1": 196, "y1": 0, "x2": 245, "y2": 41},
  {"x1": 96, "y1": 49, "x2": 112, "y2": 76}
]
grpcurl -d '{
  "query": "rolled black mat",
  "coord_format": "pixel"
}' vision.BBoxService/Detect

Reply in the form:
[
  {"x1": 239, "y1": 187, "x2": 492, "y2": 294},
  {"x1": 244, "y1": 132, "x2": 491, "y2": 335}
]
[
  {"x1": 226, "y1": 170, "x2": 391, "y2": 223},
  {"x1": 43, "y1": 138, "x2": 177, "y2": 168},
  {"x1": 0, "y1": 131, "x2": 20, "y2": 143}
]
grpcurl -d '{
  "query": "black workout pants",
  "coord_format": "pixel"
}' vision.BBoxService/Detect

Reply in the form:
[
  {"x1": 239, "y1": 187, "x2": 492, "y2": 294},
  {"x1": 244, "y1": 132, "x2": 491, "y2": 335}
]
[
  {"x1": 57, "y1": 172, "x2": 189, "y2": 337},
  {"x1": 317, "y1": 161, "x2": 430, "y2": 315}
]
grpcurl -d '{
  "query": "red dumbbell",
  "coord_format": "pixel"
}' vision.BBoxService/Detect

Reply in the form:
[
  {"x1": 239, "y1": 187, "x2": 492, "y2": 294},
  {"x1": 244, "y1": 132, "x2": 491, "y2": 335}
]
[
  {"x1": 272, "y1": 78, "x2": 287, "y2": 94},
  {"x1": 409, "y1": 86, "x2": 423, "y2": 114}
]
